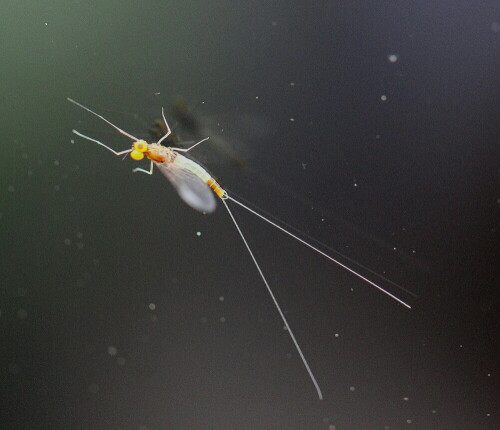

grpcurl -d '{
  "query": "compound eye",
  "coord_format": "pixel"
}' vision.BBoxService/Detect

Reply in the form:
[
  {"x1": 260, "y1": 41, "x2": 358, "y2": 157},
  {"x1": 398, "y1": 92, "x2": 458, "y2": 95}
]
[
  {"x1": 134, "y1": 140, "x2": 148, "y2": 153},
  {"x1": 130, "y1": 150, "x2": 144, "y2": 160}
]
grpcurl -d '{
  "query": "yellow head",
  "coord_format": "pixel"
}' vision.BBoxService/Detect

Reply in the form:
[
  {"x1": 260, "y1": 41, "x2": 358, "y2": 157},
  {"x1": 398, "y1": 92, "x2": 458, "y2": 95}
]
[{"x1": 130, "y1": 140, "x2": 148, "y2": 160}]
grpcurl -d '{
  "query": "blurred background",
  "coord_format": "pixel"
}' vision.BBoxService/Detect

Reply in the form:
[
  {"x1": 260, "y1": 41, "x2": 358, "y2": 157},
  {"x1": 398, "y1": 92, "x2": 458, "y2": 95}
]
[{"x1": 1, "y1": 1, "x2": 498, "y2": 429}]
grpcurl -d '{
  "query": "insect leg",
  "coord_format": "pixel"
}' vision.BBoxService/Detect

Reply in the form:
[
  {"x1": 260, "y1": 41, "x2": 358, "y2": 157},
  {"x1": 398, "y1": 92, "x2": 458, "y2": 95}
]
[
  {"x1": 156, "y1": 108, "x2": 173, "y2": 145},
  {"x1": 132, "y1": 160, "x2": 154, "y2": 175},
  {"x1": 72, "y1": 130, "x2": 132, "y2": 157},
  {"x1": 171, "y1": 137, "x2": 210, "y2": 153}
]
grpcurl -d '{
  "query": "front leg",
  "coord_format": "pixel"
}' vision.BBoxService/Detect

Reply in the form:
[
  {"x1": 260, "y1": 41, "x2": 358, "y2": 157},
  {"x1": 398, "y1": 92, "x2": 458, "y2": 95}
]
[{"x1": 132, "y1": 160, "x2": 154, "y2": 175}]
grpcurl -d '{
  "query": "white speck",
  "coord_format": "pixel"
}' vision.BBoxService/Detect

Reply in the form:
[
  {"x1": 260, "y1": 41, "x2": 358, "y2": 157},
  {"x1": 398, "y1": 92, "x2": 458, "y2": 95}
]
[
  {"x1": 334, "y1": 333, "x2": 339, "y2": 338},
  {"x1": 17, "y1": 309, "x2": 28, "y2": 319},
  {"x1": 219, "y1": 316, "x2": 226, "y2": 323},
  {"x1": 431, "y1": 410, "x2": 437, "y2": 414},
  {"x1": 148, "y1": 303, "x2": 156, "y2": 311},
  {"x1": 196, "y1": 231, "x2": 202, "y2": 236},
  {"x1": 486, "y1": 413, "x2": 491, "y2": 417},
  {"x1": 406, "y1": 419, "x2": 412, "y2": 424},
  {"x1": 353, "y1": 183, "x2": 358, "y2": 187},
  {"x1": 487, "y1": 373, "x2": 491, "y2": 377},
  {"x1": 412, "y1": 250, "x2": 416, "y2": 253},
  {"x1": 491, "y1": 22, "x2": 500, "y2": 32},
  {"x1": 154, "y1": 92, "x2": 161, "y2": 95},
  {"x1": 8, "y1": 185, "x2": 15, "y2": 192},
  {"x1": 289, "y1": 118, "x2": 295, "y2": 122},
  {"x1": 290, "y1": 82, "x2": 295, "y2": 86},
  {"x1": 393, "y1": 247, "x2": 397, "y2": 251},
  {"x1": 302, "y1": 163, "x2": 307, "y2": 169},
  {"x1": 388, "y1": 54, "x2": 399, "y2": 63},
  {"x1": 107, "y1": 346, "x2": 117, "y2": 356},
  {"x1": 64, "y1": 238, "x2": 71, "y2": 245},
  {"x1": 403, "y1": 396, "x2": 409, "y2": 401},
  {"x1": 381, "y1": 95, "x2": 387, "y2": 101},
  {"x1": 219, "y1": 296, "x2": 224, "y2": 302},
  {"x1": 44, "y1": 22, "x2": 48, "y2": 26},
  {"x1": 255, "y1": 96, "x2": 259, "y2": 99},
  {"x1": 70, "y1": 139, "x2": 75, "y2": 144},
  {"x1": 349, "y1": 386, "x2": 355, "y2": 391}
]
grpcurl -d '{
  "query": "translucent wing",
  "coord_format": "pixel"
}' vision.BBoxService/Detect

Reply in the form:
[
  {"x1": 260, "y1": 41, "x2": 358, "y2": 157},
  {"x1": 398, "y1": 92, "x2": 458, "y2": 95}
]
[{"x1": 154, "y1": 161, "x2": 217, "y2": 213}]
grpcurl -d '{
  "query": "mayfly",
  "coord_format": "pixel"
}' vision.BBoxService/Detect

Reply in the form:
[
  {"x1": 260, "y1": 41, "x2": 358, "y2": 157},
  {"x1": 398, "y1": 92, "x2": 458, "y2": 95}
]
[{"x1": 67, "y1": 97, "x2": 412, "y2": 400}]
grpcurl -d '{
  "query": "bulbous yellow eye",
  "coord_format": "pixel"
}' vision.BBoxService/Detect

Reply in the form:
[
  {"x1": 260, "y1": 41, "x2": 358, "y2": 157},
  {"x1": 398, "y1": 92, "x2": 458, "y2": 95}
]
[
  {"x1": 133, "y1": 140, "x2": 148, "y2": 152},
  {"x1": 130, "y1": 150, "x2": 144, "y2": 160}
]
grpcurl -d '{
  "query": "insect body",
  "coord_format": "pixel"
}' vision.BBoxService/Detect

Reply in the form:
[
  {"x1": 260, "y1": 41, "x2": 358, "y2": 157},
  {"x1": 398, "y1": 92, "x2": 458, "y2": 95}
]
[{"x1": 67, "y1": 97, "x2": 412, "y2": 400}]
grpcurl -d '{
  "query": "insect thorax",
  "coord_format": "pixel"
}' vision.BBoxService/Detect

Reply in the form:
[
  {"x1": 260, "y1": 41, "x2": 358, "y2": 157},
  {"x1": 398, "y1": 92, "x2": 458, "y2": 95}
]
[{"x1": 147, "y1": 143, "x2": 177, "y2": 163}]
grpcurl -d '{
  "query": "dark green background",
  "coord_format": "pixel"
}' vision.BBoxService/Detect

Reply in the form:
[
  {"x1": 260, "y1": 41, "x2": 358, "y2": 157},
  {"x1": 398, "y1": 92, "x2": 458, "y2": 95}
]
[{"x1": 1, "y1": 1, "x2": 498, "y2": 429}]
